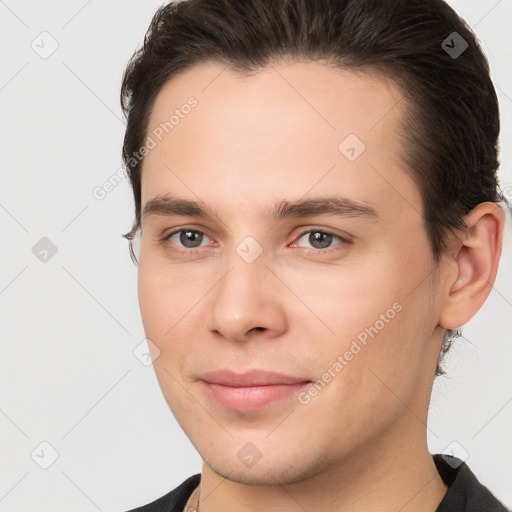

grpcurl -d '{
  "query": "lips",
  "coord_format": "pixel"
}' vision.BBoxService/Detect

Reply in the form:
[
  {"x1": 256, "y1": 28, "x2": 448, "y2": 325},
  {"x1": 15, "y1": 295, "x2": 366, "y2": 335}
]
[
  {"x1": 199, "y1": 369, "x2": 311, "y2": 387},
  {"x1": 198, "y1": 369, "x2": 312, "y2": 412}
]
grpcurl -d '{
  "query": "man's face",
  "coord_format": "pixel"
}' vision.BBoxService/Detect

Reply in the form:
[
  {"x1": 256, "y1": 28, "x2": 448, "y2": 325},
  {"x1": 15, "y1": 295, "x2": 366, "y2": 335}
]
[{"x1": 137, "y1": 60, "x2": 445, "y2": 484}]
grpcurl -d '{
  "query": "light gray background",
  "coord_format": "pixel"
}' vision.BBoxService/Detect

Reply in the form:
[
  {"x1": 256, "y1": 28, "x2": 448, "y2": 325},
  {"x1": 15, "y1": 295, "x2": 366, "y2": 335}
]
[{"x1": 1, "y1": 1, "x2": 511, "y2": 510}]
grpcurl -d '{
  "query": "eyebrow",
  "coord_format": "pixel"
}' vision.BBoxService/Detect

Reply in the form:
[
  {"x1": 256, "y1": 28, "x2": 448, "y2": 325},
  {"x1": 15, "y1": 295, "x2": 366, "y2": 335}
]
[{"x1": 141, "y1": 194, "x2": 379, "y2": 223}]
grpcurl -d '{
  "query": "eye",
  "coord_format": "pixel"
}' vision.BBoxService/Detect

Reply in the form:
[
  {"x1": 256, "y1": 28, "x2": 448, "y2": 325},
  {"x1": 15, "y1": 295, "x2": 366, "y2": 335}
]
[
  {"x1": 293, "y1": 230, "x2": 349, "y2": 252},
  {"x1": 161, "y1": 228, "x2": 349, "y2": 255},
  {"x1": 164, "y1": 229, "x2": 214, "y2": 250}
]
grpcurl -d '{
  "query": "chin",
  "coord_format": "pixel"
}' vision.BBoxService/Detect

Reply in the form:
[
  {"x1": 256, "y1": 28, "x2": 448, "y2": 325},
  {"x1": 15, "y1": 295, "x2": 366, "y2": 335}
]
[{"x1": 202, "y1": 446, "x2": 329, "y2": 486}]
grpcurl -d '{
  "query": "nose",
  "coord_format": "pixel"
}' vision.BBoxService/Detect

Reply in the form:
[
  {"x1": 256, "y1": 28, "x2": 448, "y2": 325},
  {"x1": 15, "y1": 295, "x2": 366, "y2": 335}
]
[{"x1": 204, "y1": 250, "x2": 288, "y2": 343}]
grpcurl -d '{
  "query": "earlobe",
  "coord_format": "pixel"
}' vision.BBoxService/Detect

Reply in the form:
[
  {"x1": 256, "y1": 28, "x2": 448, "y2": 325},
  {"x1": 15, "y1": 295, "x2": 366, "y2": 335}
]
[{"x1": 438, "y1": 202, "x2": 505, "y2": 331}]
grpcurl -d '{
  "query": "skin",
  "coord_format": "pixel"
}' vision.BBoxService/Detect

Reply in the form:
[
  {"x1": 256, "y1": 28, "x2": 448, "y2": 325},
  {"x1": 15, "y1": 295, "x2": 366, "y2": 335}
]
[{"x1": 135, "y1": 60, "x2": 505, "y2": 511}]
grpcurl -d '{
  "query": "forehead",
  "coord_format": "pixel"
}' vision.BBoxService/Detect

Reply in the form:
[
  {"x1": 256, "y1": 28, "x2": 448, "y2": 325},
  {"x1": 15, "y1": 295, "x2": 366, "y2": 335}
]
[
  {"x1": 146, "y1": 59, "x2": 404, "y2": 146},
  {"x1": 141, "y1": 60, "x2": 420, "y2": 223}
]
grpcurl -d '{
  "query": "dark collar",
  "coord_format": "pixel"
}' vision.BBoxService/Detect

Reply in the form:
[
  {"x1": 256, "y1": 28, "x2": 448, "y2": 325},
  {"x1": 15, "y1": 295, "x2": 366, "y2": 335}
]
[{"x1": 433, "y1": 454, "x2": 510, "y2": 511}]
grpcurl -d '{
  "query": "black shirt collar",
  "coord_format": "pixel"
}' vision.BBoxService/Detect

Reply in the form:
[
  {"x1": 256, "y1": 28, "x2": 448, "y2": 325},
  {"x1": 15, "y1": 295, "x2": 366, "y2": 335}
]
[{"x1": 433, "y1": 454, "x2": 510, "y2": 511}]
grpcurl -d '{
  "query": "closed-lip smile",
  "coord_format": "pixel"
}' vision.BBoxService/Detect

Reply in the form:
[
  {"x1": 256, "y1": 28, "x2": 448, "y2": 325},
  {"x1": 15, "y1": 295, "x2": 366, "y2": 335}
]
[{"x1": 198, "y1": 369, "x2": 312, "y2": 411}]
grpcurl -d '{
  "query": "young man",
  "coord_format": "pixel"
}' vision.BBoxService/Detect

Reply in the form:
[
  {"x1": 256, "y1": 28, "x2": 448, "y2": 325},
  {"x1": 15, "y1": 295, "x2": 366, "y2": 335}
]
[{"x1": 120, "y1": 0, "x2": 511, "y2": 510}]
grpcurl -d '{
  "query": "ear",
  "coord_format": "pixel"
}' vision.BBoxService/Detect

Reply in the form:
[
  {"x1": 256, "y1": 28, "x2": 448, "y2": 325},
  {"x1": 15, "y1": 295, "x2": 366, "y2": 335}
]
[{"x1": 438, "y1": 202, "x2": 505, "y2": 330}]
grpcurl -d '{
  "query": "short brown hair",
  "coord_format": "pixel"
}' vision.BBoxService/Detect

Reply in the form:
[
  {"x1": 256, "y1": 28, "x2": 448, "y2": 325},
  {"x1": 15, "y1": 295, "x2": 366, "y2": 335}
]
[{"x1": 120, "y1": 0, "x2": 510, "y2": 376}]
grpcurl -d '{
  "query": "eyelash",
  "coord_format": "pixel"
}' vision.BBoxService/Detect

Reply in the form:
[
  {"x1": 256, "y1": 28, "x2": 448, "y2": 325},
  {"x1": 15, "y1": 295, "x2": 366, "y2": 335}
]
[{"x1": 161, "y1": 228, "x2": 351, "y2": 255}]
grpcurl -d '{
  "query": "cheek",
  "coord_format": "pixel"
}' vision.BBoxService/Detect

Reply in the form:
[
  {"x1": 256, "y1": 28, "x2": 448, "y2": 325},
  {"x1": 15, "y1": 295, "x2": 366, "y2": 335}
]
[
  {"x1": 137, "y1": 250, "x2": 199, "y2": 316},
  {"x1": 137, "y1": 271, "x2": 196, "y2": 414},
  {"x1": 137, "y1": 266, "x2": 211, "y2": 386},
  {"x1": 137, "y1": 272, "x2": 166, "y2": 343},
  {"x1": 284, "y1": 247, "x2": 432, "y2": 400},
  {"x1": 137, "y1": 268, "x2": 188, "y2": 351},
  {"x1": 277, "y1": 258, "x2": 396, "y2": 348}
]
